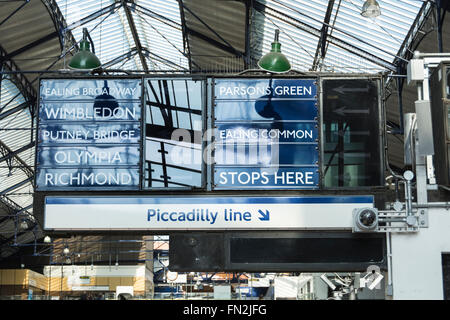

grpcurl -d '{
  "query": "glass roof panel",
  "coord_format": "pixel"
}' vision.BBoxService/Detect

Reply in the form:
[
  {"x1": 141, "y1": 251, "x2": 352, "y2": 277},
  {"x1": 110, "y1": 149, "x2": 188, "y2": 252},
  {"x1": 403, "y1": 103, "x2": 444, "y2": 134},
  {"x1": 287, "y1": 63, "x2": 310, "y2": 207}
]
[
  {"x1": 54, "y1": 0, "x2": 426, "y2": 73},
  {"x1": 257, "y1": 0, "x2": 424, "y2": 73},
  {"x1": 55, "y1": 0, "x2": 140, "y2": 70}
]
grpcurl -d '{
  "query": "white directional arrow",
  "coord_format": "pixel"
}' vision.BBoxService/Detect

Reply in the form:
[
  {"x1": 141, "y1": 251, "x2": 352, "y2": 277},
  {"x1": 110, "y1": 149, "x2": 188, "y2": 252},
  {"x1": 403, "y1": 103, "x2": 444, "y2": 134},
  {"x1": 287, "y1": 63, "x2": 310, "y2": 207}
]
[
  {"x1": 333, "y1": 130, "x2": 370, "y2": 137},
  {"x1": 333, "y1": 106, "x2": 370, "y2": 116},
  {"x1": 258, "y1": 209, "x2": 270, "y2": 221},
  {"x1": 338, "y1": 152, "x2": 370, "y2": 158},
  {"x1": 333, "y1": 85, "x2": 370, "y2": 95}
]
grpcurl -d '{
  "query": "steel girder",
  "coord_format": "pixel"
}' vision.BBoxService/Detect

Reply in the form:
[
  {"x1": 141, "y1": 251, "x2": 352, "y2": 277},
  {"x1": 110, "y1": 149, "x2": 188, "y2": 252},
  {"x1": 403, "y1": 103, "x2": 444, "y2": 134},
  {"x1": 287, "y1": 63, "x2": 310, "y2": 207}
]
[
  {"x1": 311, "y1": 0, "x2": 335, "y2": 71},
  {"x1": 121, "y1": 0, "x2": 149, "y2": 71}
]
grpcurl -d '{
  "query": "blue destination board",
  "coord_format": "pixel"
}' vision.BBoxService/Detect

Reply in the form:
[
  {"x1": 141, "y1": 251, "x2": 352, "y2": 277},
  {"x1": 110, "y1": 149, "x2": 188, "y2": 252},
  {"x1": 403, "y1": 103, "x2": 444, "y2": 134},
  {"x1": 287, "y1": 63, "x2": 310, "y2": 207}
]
[
  {"x1": 213, "y1": 78, "x2": 319, "y2": 189},
  {"x1": 215, "y1": 99, "x2": 317, "y2": 121},
  {"x1": 215, "y1": 122, "x2": 318, "y2": 143},
  {"x1": 214, "y1": 167, "x2": 319, "y2": 189},
  {"x1": 37, "y1": 79, "x2": 142, "y2": 190},
  {"x1": 40, "y1": 79, "x2": 142, "y2": 100},
  {"x1": 37, "y1": 145, "x2": 140, "y2": 167},
  {"x1": 36, "y1": 168, "x2": 140, "y2": 190},
  {"x1": 38, "y1": 123, "x2": 141, "y2": 145},
  {"x1": 214, "y1": 79, "x2": 317, "y2": 100},
  {"x1": 39, "y1": 102, "x2": 141, "y2": 121},
  {"x1": 214, "y1": 144, "x2": 318, "y2": 166}
]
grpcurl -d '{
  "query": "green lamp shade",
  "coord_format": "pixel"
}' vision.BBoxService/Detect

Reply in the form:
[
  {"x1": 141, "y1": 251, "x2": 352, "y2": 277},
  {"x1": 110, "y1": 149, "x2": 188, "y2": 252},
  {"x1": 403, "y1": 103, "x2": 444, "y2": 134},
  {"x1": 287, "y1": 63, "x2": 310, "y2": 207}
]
[
  {"x1": 69, "y1": 39, "x2": 101, "y2": 70},
  {"x1": 258, "y1": 33, "x2": 291, "y2": 73}
]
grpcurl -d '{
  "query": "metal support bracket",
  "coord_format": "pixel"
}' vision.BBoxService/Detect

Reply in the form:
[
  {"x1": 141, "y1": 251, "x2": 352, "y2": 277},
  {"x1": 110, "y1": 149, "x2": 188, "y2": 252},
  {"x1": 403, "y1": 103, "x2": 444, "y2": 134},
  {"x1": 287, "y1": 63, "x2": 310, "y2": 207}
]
[
  {"x1": 417, "y1": 208, "x2": 429, "y2": 228},
  {"x1": 376, "y1": 209, "x2": 419, "y2": 233}
]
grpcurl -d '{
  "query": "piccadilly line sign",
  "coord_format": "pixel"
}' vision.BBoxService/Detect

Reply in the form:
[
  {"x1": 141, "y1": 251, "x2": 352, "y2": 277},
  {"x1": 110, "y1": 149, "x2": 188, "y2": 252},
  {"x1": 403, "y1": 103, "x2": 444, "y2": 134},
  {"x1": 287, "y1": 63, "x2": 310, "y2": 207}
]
[{"x1": 44, "y1": 196, "x2": 373, "y2": 230}]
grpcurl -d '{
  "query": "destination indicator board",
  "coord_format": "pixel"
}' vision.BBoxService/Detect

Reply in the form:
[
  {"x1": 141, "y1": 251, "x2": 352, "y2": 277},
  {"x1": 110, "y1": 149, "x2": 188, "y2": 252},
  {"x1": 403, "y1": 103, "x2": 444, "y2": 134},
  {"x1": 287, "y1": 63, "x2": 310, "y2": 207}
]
[
  {"x1": 38, "y1": 123, "x2": 141, "y2": 145},
  {"x1": 37, "y1": 146, "x2": 140, "y2": 167},
  {"x1": 36, "y1": 79, "x2": 142, "y2": 190},
  {"x1": 39, "y1": 102, "x2": 141, "y2": 121},
  {"x1": 213, "y1": 78, "x2": 319, "y2": 189}
]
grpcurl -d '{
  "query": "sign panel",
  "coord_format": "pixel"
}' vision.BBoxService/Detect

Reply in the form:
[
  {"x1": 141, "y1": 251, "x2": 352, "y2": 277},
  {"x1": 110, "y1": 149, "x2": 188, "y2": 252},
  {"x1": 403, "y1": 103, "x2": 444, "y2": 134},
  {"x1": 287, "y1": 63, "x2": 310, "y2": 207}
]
[
  {"x1": 39, "y1": 102, "x2": 141, "y2": 121},
  {"x1": 213, "y1": 79, "x2": 319, "y2": 189},
  {"x1": 37, "y1": 146, "x2": 140, "y2": 167},
  {"x1": 214, "y1": 167, "x2": 319, "y2": 188},
  {"x1": 38, "y1": 123, "x2": 141, "y2": 144},
  {"x1": 37, "y1": 79, "x2": 142, "y2": 190},
  {"x1": 40, "y1": 79, "x2": 141, "y2": 100},
  {"x1": 144, "y1": 78, "x2": 203, "y2": 188},
  {"x1": 36, "y1": 168, "x2": 140, "y2": 189},
  {"x1": 44, "y1": 196, "x2": 373, "y2": 230}
]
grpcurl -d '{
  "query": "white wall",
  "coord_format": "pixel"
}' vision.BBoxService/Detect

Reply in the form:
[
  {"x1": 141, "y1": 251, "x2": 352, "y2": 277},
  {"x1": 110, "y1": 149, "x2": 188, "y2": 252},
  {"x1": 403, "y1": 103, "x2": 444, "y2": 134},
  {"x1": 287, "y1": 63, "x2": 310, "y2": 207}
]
[{"x1": 391, "y1": 207, "x2": 450, "y2": 299}]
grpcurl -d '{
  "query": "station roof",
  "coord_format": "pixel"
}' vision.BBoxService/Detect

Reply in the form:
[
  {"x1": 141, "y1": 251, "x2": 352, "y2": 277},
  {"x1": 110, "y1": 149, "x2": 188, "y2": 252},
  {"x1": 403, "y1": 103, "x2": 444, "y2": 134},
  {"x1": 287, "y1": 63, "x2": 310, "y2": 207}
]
[{"x1": 0, "y1": 0, "x2": 437, "y2": 260}]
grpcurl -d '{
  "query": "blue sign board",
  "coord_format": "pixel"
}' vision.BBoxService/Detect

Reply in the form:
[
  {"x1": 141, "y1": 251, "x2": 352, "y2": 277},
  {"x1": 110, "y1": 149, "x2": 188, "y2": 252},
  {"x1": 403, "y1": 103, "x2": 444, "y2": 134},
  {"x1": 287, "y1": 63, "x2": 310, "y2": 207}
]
[
  {"x1": 40, "y1": 79, "x2": 142, "y2": 100},
  {"x1": 215, "y1": 122, "x2": 318, "y2": 143},
  {"x1": 39, "y1": 102, "x2": 141, "y2": 121},
  {"x1": 214, "y1": 144, "x2": 319, "y2": 166},
  {"x1": 37, "y1": 146, "x2": 140, "y2": 167},
  {"x1": 38, "y1": 123, "x2": 141, "y2": 145},
  {"x1": 215, "y1": 100, "x2": 317, "y2": 121},
  {"x1": 213, "y1": 79, "x2": 319, "y2": 189},
  {"x1": 214, "y1": 79, "x2": 317, "y2": 100},
  {"x1": 36, "y1": 168, "x2": 140, "y2": 189},
  {"x1": 214, "y1": 167, "x2": 319, "y2": 188},
  {"x1": 37, "y1": 79, "x2": 142, "y2": 190}
]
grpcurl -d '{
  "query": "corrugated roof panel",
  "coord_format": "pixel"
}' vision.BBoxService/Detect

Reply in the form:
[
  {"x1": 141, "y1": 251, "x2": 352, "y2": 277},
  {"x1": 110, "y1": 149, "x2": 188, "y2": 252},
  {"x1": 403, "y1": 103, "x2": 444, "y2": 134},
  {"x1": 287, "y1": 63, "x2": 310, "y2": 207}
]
[
  {"x1": 258, "y1": 0, "x2": 423, "y2": 73},
  {"x1": 184, "y1": 0, "x2": 247, "y2": 52},
  {"x1": 133, "y1": 0, "x2": 188, "y2": 70},
  {"x1": 0, "y1": 79, "x2": 32, "y2": 152},
  {"x1": 323, "y1": 42, "x2": 382, "y2": 72},
  {"x1": 56, "y1": 0, "x2": 188, "y2": 71},
  {"x1": 0, "y1": 78, "x2": 34, "y2": 216},
  {"x1": 324, "y1": 0, "x2": 423, "y2": 67},
  {"x1": 55, "y1": 0, "x2": 139, "y2": 70},
  {"x1": 267, "y1": 0, "x2": 328, "y2": 29},
  {"x1": 183, "y1": 0, "x2": 247, "y2": 71},
  {"x1": 0, "y1": 79, "x2": 26, "y2": 113}
]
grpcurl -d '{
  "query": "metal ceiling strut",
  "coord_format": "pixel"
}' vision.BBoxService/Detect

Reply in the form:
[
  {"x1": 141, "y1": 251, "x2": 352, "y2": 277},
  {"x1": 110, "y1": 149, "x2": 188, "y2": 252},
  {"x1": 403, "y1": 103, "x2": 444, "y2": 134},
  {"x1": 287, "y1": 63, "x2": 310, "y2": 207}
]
[
  {"x1": 244, "y1": 0, "x2": 252, "y2": 69},
  {"x1": 178, "y1": 0, "x2": 192, "y2": 71},
  {"x1": 0, "y1": 141, "x2": 34, "y2": 178},
  {"x1": 61, "y1": 1, "x2": 123, "y2": 35},
  {"x1": 101, "y1": 48, "x2": 139, "y2": 69},
  {"x1": 132, "y1": 2, "x2": 182, "y2": 30},
  {"x1": 142, "y1": 48, "x2": 188, "y2": 70},
  {"x1": 179, "y1": 1, "x2": 245, "y2": 58},
  {"x1": 121, "y1": 0, "x2": 149, "y2": 71},
  {"x1": 0, "y1": 177, "x2": 33, "y2": 196},
  {"x1": 0, "y1": 101, "x2": 28, "y2": 120},
  {"x1": 311, "y1": 0, "x2": 335, "y2": 71},
  {"x1": 0, "y1": 32, "x2": 61, "y2": 64},
  {"x1": 268, "y1": 0, "x2": 409, "y2": 64},
  {"x1": 0, "y1": 0, "x2": 29, "y2": 28},
  {"x1": 0, "y1": 45, "x2": 36, "y2": 105},
  {"x1": 42, "y1": 0, "x2": 78, "y2": 54}
]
